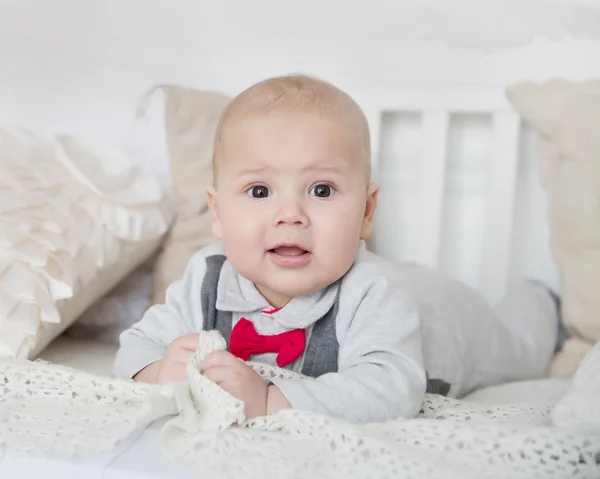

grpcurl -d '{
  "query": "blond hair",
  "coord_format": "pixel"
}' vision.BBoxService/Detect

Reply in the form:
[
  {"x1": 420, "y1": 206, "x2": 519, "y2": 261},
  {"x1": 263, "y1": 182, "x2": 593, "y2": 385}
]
[{"x1": 212, "y1": 74, "x2": 371, "y2": 180}]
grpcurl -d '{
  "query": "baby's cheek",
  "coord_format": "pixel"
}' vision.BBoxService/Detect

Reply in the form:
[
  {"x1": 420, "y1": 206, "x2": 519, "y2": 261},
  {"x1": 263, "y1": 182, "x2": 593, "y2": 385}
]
[
  {"x1": 321, "y1": 225, "x2": 361, "y2": 267},
  {"x1": 221, "y1": 216, "x2": 266, "y2": 266},
  {"x1": 223, "y1": 209, "x2": 258, "y2": 235},
  {"x1": 318, "y1": 208, "x2": 362, "y2": 243}
]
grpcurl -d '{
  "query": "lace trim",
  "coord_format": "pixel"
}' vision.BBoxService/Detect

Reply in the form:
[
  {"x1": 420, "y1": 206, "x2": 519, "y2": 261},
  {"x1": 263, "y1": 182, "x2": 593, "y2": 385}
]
[{"x1": 1, "y1": 332, "x2": 599, "y2": 478}]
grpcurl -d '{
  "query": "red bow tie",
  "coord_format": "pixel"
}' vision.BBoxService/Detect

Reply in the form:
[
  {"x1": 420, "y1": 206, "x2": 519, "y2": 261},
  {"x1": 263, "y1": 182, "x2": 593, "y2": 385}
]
[{"x1": 229, "y1": 318, "x2": 306, "y2": 367}]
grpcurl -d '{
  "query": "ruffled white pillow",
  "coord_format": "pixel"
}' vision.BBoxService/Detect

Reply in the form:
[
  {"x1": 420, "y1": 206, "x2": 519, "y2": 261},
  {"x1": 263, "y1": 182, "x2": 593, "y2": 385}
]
[{"x1": 0, "y1": 128, "x2": 174, "y2": 359}]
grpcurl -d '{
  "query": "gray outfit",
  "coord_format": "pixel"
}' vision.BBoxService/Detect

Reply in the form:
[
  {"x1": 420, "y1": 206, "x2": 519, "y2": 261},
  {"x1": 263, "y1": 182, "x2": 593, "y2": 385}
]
[{"x1": 115, "y1": 242, "x2": 426, "y2": 423}]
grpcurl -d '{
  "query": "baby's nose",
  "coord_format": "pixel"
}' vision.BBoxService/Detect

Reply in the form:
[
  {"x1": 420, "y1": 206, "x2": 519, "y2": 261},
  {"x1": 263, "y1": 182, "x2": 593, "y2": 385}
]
[{"x1": 274, "y1": 199, "x2": 309, "y2": 226}]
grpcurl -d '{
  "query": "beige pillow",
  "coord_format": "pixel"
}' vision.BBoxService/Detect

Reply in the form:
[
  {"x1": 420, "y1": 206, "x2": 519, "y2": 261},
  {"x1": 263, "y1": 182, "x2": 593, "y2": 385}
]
[
  {"x1": 141, "y1": 86, "x2": 231, "y2": 305},
  {"x1": 507, "y1": 79, "x2": 600, "y2": 376},
  {"x1": 0, "y1": 129, "x2": 173, "y2": 359}
]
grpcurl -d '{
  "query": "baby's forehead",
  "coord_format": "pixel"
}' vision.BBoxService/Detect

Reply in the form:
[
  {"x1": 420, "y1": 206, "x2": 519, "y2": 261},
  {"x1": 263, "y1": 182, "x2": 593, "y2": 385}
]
[
  {"x1": 225, "y1": 110, "x2": 361, "y2": 140},
  {"x1": 216, "y1": 112, "x2": 371, "y2": 183},
  {"x1": 223, "y1": 112, "x2": 365, "y2": 161}
]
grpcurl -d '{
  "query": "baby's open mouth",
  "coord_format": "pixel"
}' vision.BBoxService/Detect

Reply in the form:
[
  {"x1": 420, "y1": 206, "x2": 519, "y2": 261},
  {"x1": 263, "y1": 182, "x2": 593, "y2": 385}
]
[
  {"x1": 268, "y1": 245, "x2": 309, "y2": 256},
  {"x1": 267, "y1": 245, "x2": 312, "y2": 267}
]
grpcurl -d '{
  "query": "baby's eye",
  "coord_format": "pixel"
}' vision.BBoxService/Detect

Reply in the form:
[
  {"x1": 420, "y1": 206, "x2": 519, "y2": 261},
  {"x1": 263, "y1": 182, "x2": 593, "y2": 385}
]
[
  {"x1": 246, "y1": 185, "x2": 271, "y2": 198},
  {"x1": 309, "y1": 184, "x2": 334, "y2": 198}
]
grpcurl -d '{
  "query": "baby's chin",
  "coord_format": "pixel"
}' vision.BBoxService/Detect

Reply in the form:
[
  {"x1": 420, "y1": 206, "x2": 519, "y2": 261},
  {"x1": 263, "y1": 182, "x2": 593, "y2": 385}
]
[{"x1": 256, "y1": 276, "x2": 339, "y2": 300}]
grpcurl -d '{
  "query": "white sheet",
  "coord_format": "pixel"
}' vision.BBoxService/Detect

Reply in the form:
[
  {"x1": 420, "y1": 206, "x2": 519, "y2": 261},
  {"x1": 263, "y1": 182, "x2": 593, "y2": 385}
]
[
  {"x1": 9, "y1": 338, "x2": 570, "y2": 479},
  {"x1": 6, "y1": 337, "x2": 195, "y2": 479},
  {"x1": 0, "y1": 419, "x2": 197, "y2": 479},
  {"x1": 3, "y1": 334, "x2": 575, "y2": 479},
  {"x1": 0, "y1": 378, "x2": 572, "y2": 479},
  {"x1": 37, "y1": 335, "x2": 118, "y2": 377}
]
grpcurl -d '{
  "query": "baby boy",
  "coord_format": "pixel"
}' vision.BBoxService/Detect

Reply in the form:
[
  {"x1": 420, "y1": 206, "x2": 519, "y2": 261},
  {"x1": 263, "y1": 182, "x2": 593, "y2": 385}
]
[{"x1": 114, "y1": 75, "x2": 559, "y2": 423}]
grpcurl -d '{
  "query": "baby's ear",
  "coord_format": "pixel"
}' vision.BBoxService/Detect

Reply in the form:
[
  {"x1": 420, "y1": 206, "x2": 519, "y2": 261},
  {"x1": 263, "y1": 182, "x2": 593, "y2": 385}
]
[
  {"x1": 206, "y1": 184, "x2": 223, "y2": 239},
  {"x1": 360, "y1": 181, "x2": 379, "y2": 240}
]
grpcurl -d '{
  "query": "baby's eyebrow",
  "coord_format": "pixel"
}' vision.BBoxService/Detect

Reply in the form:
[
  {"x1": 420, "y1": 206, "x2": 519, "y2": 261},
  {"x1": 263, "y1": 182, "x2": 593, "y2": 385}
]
[
  {"x1": 302, "y1": 165, "x2": 347, "y2": 174},
  {"x1": 234, "y1": 162, "x2": 348, "y2": 177},
  {"x1": 235, "y1": 166, "x2": 271, "y2": 177}
]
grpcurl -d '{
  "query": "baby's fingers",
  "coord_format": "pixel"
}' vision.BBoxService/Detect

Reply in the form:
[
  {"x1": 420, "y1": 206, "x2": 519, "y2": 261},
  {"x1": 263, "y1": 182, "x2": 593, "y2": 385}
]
[
  {"x1": 171, "y1": 333, "x2": 200, "y2": 352},
  {"x1": 168, "y1": 347, "x2": 195, "y2": 365},
  {"x1": 203, "y1": 365, "x2": 234, "y2": 385},
  {"x1": 202, "y1": 350, "x2": 239, "y2": 370}
]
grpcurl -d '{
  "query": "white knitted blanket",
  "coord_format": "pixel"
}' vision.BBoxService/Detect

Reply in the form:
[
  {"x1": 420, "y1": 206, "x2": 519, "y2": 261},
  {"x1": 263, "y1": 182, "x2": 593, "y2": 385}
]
[{"x1": 1, "y1": 332, "x2": 599, "y2": 479}]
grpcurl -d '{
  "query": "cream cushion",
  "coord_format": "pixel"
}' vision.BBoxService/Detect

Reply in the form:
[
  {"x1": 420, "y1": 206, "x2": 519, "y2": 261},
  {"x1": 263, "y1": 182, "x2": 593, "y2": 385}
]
[
  {"x1": 140, "y1": 85, "x2": 230, "y2": 305},
  {"x1": 507, "y1": 79, "x2": 600, "y2": 376},
  {"x1": 0, "y1": 128, "x2": 173, "y2": 359}
]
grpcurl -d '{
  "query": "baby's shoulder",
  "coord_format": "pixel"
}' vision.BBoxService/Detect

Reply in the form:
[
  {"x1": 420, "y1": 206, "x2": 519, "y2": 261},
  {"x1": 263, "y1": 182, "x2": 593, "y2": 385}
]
[
  {"x1": 336, "y1": 249, "x2": 420, "y2": 329},
  {"x1": 337, "y1": 249, "x2": 415, "y2": 312},
  {"x1": 342, "y1": 248, "x2": 402, "y2": 289}
]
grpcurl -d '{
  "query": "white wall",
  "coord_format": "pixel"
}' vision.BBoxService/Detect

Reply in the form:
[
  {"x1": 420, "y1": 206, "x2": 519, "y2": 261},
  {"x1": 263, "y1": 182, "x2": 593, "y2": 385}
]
[{"x1": 2, "y1": 0, "x2": 599, "y2": 143}]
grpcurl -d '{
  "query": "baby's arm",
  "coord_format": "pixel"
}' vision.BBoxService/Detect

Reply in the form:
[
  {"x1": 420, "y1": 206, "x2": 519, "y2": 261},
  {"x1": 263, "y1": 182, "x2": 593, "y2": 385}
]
[
  {"x1": 113, "y1": 252, "x2": 208, "y2": 381},
  {"x1": 270, "y1": 267, "x2": 427, "y2": 423},
  {"x1": 266, "y1": 384, "x2": 292, "y2": 413}
]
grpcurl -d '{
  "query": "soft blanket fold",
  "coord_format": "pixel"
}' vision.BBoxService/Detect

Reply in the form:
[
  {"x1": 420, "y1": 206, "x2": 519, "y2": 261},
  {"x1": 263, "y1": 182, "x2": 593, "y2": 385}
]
[{"x1": 1, "y1": 331, "x2": 599, "y2": 478}]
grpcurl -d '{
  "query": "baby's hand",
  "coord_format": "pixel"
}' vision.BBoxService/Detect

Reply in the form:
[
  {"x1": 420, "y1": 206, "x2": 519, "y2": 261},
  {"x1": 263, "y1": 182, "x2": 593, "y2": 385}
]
[
  {"x1": 202, "y1": 350, "x2": 268, "y2": 419},
  {"x1": 151, "y1": 333, "x2": 200, "y2": 383}
]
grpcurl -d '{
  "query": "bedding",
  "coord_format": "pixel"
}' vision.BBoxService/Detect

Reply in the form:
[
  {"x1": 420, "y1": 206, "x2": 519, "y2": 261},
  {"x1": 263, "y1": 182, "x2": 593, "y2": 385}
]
[
  {"x1": 1, "y1": 333, "x2": 598, "y2": 479},
  {"x1": 507, "y1": 79, "x2": 600, "y2": 378},
  {"x1": 0, "y1": 129, "x2": 173, "y2": 360},
  {"x1": 65, "y1": 254, "x2": 156, "y2": 345},
  {"x1": 37, "y1": 335, "x2": 118, "y2": 377},
  {"x1": 552, "y1": 338, "x2": 600, "y2": 434},
  {"x1": 137, "y1": 85, "x2": 230, "y2": 306}
]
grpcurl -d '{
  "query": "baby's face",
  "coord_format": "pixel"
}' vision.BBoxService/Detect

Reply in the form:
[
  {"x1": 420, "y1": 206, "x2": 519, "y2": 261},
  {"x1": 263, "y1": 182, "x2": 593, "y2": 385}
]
[{"x1": 208, "y1": 112, "x2": 377, "y2": 307}]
